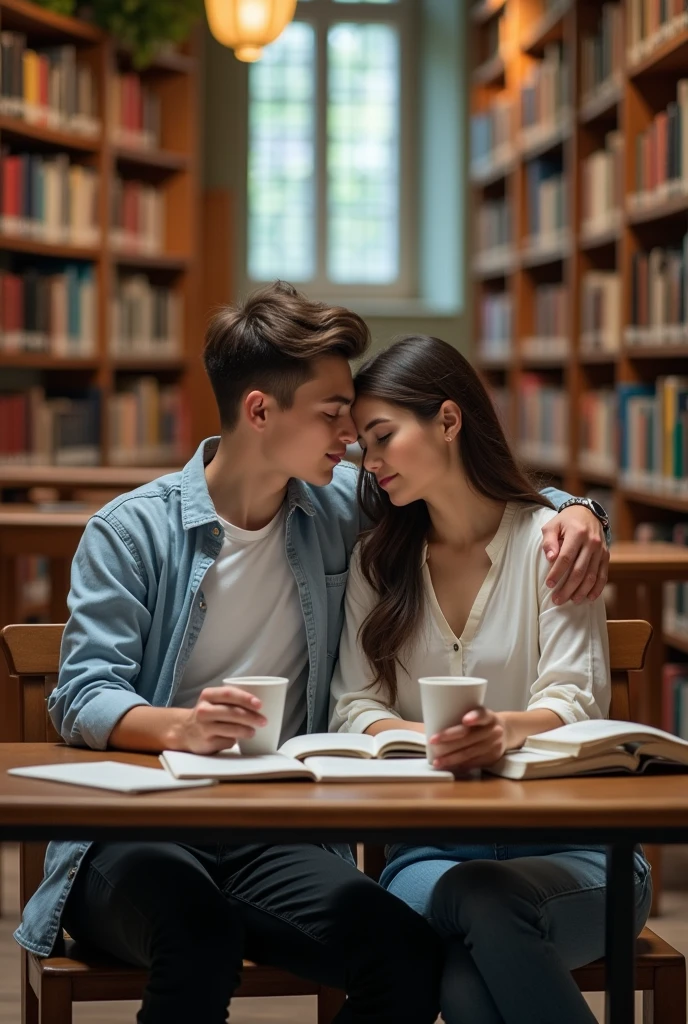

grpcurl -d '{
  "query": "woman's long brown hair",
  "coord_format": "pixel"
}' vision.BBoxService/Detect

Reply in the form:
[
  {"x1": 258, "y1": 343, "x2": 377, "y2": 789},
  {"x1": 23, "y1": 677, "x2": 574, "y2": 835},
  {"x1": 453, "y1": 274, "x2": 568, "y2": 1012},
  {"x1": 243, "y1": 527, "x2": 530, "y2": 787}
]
[{"x1": 355, "y1": 334, "x2": 554, "y2": 704}]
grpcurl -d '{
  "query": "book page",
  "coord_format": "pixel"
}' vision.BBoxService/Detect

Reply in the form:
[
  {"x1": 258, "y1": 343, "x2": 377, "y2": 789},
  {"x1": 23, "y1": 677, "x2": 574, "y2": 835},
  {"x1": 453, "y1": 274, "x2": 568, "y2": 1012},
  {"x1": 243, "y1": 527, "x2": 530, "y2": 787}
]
[
  {"x1": 524, "y1": 719, "x2": 688, "y2": 755},
  {"x1": 278, "y1": 733, "x2": 375, "y2": 761},
  {"x1": 8, "y1": 761, "x2": 217, "y2": 793},
  {"x1": 373, "y1": 729, "x2": 427, "y2": 758},
  {"x1": 160, "y1": 750, "x2": 313, "y2": 780}
]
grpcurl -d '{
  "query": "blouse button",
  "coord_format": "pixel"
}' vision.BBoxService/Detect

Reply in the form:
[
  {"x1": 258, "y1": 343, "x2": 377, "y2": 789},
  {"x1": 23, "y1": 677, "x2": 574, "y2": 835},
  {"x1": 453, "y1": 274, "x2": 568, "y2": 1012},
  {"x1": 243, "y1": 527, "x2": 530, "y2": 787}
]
[
  {"x1": 199, "y1": 600, "x2": 207, "y2": 611},
  {"x1": 212, "y1": 526, "x2": 220, "y2": 536},
  {"x1": 453, "y1": 643, "x2": 459, "y2": 652}
]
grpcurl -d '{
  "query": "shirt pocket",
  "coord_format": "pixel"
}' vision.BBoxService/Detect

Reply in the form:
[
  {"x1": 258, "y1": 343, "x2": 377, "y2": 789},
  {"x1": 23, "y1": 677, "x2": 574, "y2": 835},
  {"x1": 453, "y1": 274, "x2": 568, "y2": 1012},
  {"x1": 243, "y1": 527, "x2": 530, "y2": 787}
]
[{"x1": 325, "y1": 570, "x2": 349, "y2": 660}]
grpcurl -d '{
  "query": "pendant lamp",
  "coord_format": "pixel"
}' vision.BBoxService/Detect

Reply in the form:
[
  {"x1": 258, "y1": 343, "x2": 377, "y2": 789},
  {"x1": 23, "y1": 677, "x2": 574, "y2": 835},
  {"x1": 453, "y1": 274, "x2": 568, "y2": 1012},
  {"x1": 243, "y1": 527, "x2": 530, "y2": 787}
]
[{"x1": 205, "y1": 0, "x2": 298, "y2": 62}]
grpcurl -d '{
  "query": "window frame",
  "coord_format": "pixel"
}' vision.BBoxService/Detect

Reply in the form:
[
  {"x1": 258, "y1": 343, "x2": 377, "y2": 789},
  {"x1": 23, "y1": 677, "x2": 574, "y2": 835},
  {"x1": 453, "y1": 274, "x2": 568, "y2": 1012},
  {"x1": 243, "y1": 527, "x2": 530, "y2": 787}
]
[{"x1": 244, "y1": 0, "x2": 418, "y2": 300}]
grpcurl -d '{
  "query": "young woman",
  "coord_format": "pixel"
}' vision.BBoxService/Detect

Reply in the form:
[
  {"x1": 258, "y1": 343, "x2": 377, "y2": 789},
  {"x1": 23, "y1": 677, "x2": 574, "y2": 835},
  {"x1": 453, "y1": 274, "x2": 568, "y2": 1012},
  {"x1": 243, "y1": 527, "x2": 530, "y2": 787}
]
[{"x1": 330, "y1": 335, "x2": 652, "y2": 1024}]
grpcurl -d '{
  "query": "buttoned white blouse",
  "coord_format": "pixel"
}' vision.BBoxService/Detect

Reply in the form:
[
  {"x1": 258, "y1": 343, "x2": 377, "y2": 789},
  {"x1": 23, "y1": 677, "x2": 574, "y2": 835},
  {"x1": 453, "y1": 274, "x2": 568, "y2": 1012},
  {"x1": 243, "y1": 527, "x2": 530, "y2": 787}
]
[{"x1": 329, "y1": 502, "x2": 611, "y2": 735}]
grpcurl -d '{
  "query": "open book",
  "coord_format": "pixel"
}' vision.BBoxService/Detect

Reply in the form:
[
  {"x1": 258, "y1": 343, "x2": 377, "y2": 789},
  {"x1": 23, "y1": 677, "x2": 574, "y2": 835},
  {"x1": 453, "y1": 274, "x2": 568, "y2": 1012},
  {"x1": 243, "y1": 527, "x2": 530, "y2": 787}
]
[
  {"x1": 8, "y1": 761, "x2": 217, "y2": 793},
  {"x1": 160, "y1": 730, "x2": 454, "y2": 782},
  {"x1": 489, "y1": 720, "x2": 688, "y2": 780}
]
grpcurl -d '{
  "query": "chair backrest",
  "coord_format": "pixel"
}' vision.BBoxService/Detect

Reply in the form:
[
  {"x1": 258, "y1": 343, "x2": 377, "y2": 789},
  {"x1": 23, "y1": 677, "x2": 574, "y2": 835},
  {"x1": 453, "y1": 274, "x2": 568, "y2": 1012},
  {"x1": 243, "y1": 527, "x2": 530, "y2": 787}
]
[{"x1": 0, "y1": 619, "x2": 654, "y2": 903}]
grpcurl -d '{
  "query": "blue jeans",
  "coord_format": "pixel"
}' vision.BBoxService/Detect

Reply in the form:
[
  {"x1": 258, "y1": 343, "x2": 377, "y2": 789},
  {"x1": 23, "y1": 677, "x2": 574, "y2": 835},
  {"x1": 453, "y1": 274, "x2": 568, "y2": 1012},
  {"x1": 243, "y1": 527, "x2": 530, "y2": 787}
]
[{"x1": 380, "y1": 843, "x2": 652, "y2": 1024}]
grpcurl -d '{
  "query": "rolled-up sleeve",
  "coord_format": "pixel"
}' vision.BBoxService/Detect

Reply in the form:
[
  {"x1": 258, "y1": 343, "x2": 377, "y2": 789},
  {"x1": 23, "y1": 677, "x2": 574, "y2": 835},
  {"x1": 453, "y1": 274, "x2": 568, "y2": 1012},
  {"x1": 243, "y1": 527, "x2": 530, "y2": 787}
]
[
  {"x1": 329, "y1": 547, "x2": 402, "y2": 734},
  {"x1": 527, "y1": 558, "x2": 611, "y2": 724}
]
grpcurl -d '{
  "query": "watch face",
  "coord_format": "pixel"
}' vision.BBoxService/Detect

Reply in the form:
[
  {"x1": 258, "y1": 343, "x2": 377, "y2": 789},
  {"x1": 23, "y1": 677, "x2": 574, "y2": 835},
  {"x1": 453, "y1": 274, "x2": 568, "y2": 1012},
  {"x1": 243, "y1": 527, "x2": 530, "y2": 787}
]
[{"x1": 589, "y1": 499, "x2": 607, "y2": 520}]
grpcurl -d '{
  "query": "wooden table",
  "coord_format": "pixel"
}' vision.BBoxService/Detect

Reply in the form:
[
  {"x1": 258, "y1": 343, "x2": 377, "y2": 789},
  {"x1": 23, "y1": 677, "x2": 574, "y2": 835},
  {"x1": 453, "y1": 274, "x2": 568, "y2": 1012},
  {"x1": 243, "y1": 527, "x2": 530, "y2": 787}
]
[{"x1": 3, "y1": 744, "x2": 688, "y2": 1024}]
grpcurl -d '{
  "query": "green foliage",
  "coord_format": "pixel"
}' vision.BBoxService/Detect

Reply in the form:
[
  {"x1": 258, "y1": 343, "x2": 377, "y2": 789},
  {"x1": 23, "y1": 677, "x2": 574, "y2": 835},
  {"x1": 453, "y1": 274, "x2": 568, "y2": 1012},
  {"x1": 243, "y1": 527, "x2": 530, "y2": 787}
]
[
  {"x1": 87, "y1": 0, "x2": 204, "y2": 68},
  {"x1": 34, "y1": 0, "x2": 77, "y2": 15}
]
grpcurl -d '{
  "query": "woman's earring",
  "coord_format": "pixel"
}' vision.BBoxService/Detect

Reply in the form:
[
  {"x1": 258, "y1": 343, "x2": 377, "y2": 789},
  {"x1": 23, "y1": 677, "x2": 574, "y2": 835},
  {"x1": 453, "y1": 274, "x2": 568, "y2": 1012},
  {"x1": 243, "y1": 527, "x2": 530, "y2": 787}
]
[{"x1": 446, "y1": 434, "x2": 453, "y2": 442}]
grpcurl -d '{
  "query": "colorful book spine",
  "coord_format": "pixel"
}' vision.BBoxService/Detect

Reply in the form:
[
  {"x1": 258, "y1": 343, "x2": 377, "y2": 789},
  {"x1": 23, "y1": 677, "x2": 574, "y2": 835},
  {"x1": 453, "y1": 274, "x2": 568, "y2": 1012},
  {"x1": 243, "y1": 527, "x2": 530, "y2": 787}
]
[
  {"x1": 580, "y1": 3, "x2": 624, "y2": 99},
  {"x1": 626, "y1": 234, "x2": 688, "y2": 346},
  {"x1": 108, "y1": 377, "x2": 190, "y2": 466},
  {"x1": 0, "y1": 387, "x2": 100, "y2": 465},
  {"x1": 518, "y1": 374, "x2": 568, "y2": 465},
  {"x1": 111, "y1": 72, "x2": 161, "y2": 151},
  {"x1": 110, "y1": 275, "x2": 182, "y2": 358},
  {"x1": 618, "y1": 377, "x2": 688, "y2": 494},
  {"x1": 110, "y1": 176, "x2": 165, "y2": 254},
  {"x1": 579, "y1": 390, "x2": 617, "y2": 476},
  {"x1": 580, "y1": 271, "x2": 621, "y2": 353},
  {"x1": 0, "y1": 263, "x2": 96, "y2": 356}
]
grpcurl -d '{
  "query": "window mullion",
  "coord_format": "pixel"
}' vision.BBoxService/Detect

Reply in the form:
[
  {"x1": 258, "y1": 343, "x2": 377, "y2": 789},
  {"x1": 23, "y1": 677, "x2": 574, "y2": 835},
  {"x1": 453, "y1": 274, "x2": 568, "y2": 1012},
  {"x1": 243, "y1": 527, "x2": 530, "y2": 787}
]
[{"x1": 315, "y1": 14, "x2": 329, "y2": 294}]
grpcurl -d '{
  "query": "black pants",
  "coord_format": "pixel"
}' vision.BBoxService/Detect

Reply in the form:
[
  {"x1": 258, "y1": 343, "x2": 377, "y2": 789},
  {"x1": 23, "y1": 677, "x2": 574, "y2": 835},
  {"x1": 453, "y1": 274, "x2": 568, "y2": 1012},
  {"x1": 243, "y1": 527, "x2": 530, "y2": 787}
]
[{"x1": 63, "y1": 841, "x2": 441, "y2": 1024}]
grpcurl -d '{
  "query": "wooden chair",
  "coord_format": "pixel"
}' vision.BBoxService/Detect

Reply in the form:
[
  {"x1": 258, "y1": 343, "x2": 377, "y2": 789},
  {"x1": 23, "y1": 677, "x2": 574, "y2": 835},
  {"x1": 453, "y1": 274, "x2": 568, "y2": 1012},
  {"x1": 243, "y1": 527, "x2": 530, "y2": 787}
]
[
  {"x1": 360, "y1": 619, "x2": 687, "y2": 1024},
  {"x1": 0, "y1": 623, "x2": 345, "y2": 1024}
]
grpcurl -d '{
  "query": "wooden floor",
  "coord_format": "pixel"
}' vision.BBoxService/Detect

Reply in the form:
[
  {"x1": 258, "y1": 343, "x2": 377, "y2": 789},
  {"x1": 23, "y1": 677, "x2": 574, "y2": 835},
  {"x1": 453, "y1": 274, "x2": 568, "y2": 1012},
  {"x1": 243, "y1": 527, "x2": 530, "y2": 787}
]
[{"x1": 2, "y1": 844, "x2": 688, "y2": 1023}]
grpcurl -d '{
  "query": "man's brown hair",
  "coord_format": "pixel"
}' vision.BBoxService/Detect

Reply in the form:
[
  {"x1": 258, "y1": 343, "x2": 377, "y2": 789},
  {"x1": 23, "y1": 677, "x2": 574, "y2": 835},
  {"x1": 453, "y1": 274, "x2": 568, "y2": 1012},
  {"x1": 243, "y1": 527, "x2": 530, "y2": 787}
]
[{"x1": 203, "y1": 281, "x2": 371, "y2": 429}]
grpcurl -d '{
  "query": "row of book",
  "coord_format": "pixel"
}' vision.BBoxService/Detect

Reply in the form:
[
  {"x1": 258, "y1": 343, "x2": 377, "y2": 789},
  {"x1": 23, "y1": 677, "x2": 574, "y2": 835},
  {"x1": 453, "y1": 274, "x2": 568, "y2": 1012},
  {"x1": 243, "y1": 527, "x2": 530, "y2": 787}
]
[
  {"x1": 475, "y1": 198, "x2": 512, "y2": 254},
  {"x1": 627, "y1": 0, "x2": 688, "y2": 68},
  {"x1": 109, "y1": 377, "x2": 190, "y2": 465},
  {"x1": 532, "y1": 282, "x2": 567, "y2": 341},
  {"x1": 581, "y1": 132, "x2": 624, "y2": 238},
  {"x1": 111, "y1": 73, "x2": 161, "y2": 151},
  {"x1": 630, "y1": 80, "x2": 688, "y2": 207},
  {"x1": 111, "y1": 276, "x2": 182, "y2": 358},
  {"x1": 0, "y1": 379, "x2": 189, "y2": 465},
  {"x1": 0, "y1": 263, "x2": 96, "y2": 356},
  {"x1": 520, "y1": 43, "x2": 570, "y2": 147},
  {"x1": 0, "y1": 387, "x2": 100, "y2": 465},
  {"x1": 525, "y1": 160, "x2": 568, "y2": 245},
  {"x1": 581, "y1": 271, "x2": 621, "y2": 353},
  {"x1": 618, "y1": 377, "x2": 688, "y2": 493},
  {"x1": 470, "y1": 96, "x2": 514, "y2": 178},
  {"x1": 0, "y1": 33, "x2": 99, "y2": 136},
  {"x1": 0, "y1": 149, "x2": 99, "y2": 246},
  {"x1": 580, "y1": 3, "x2": 623, "y2": 101},
  {"x1": 477, "y1": 292, "x2": 512, "y2": 362},
  {"x1": 110, "y1": 176, "x2": 165, "y2": 254},
  {"x1": 627, "y1": 236, "x2": 688, "y2": 345},
  {"x1": 579, "y1": 389, "x2": 616, "y2": 477},
  {"x1": 517, "y1": 374, "x2": 568, "y2": 466}
]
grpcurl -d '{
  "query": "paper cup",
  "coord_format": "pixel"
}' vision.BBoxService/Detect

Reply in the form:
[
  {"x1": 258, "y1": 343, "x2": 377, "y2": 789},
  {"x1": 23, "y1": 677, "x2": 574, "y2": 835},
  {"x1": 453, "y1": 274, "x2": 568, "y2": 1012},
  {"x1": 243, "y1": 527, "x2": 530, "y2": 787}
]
[
  {"x1": 222, "y1": 676, "x2": 289, "y2": 756},
  {"x1": 419, "y1": 676, "x2": 488, "y2": 763}
]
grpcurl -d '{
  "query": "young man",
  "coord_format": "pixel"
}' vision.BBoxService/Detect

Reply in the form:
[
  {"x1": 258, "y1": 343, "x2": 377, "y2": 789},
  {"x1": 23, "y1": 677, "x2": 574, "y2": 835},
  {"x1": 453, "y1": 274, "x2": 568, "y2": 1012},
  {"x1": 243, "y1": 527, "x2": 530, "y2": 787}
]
[{"x1": 15, "y1": 282, "x2": 610, "y2": 1024}]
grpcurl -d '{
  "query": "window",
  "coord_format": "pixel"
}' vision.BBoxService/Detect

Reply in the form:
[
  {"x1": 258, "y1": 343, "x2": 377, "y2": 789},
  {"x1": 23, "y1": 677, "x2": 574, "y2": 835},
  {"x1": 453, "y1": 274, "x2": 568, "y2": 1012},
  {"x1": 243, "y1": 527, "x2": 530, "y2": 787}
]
[{"x1": 247, "y1": 0, "x2": 413, "y2": 297}]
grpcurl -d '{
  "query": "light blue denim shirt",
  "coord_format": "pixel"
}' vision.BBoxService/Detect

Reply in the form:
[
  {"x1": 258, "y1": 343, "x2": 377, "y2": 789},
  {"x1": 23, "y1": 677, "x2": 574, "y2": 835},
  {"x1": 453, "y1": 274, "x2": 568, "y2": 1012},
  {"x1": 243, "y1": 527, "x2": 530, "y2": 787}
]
[{"x1": 15, "y1": 436, "x2": 572, "y2": 956}]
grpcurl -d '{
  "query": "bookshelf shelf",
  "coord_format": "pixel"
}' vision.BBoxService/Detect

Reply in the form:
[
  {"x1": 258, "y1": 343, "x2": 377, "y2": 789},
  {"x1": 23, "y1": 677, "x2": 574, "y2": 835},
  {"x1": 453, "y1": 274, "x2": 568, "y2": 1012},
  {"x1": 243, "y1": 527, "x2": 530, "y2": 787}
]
[
  {"x1": 579, "y1": 350, "x2": 618, "y2": 366},
  {"x1": 0, "y1": 0, "x2": 102, "y2": 39},
  {"x1": 0, "y1": 115, "x2": 101, "y2": 152},
  {"x1": 579, "y1": 467, "x2": 617, "y2": 487},
  {"x1": 521, "y1": 234, "x2": 571, "y2": 268},
  {"x1": 472, "y1": 53, "x2": 506, "y2": 87},
  {"x1": 471, "y1": 0, "x2": 507, "y2": 26},
  {"x1": 625, "y1": 346, "x2": 688, "y2": 360},
  {"x1": 0, "y1": 236, "x2": 100, "y2": 260},
  {"x1": 579, "y1": 223, "x2": 622, "y2": 251},
  {"x1": 521, "y1": 0, "x2": 570, "y2": 55},
  {"x1": 628, "y1": 29, "x2": 688, "y2": 78},
  {"x1": 0, "y1": 0, "x2": 202, "y2": 469},
  {"x1": 579, "y1": 78, "x2": 622, "y2": 126},
  {"x1": 0, "y1": 355, "x2": 99, "y2": 370},
  {"x1": 476, "y1": 355, "x2": 512, "y2": 371},
  {"x1": 112, "y1": 252, "x2": 190, "y2": 272},
  {"x1": 664, "y1": 631, "x2": 688, "y2": 655},
  {"x1": 627, "y1": 192, "x2": 688, "y2": 226},
  {"x1": 519, "y1": 115, "x2": 572, "y2": 161},
  {"x1": 470, "y1": 153, "x2": 517, "y2": 187},
  {"x1": 621, "y1": 489, "x2": 688, "y2": 515},
  {"x1": 113, "y1": 146, "x2": 190, "y2": 173}
]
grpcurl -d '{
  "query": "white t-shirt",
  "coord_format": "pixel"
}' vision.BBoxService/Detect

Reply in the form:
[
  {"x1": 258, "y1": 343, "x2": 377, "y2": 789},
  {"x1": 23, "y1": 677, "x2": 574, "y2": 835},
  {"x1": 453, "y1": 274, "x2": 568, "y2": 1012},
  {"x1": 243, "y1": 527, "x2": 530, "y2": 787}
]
[
  {"x1": 330, "y1": 502, "x2": 610, "y2": 734},
  {"x1": 175, "y1": 505, "x2": 308, "y2": 744}
]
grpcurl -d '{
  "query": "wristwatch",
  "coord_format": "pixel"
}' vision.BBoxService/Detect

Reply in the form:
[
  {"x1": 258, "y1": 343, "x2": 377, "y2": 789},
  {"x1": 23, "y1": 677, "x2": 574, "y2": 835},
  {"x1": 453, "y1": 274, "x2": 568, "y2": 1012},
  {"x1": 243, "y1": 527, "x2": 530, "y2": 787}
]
[{"x1": 557, "y1": 496, "x2": 610, "y2": 531}]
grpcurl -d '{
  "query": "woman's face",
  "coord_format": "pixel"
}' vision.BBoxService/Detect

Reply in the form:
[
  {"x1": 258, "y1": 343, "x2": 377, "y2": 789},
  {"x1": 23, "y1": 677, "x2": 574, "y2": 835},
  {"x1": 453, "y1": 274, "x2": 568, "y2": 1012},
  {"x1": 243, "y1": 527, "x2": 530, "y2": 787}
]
[{"x1": 353, "y1": 396, "x2": 457, "y2": 506}]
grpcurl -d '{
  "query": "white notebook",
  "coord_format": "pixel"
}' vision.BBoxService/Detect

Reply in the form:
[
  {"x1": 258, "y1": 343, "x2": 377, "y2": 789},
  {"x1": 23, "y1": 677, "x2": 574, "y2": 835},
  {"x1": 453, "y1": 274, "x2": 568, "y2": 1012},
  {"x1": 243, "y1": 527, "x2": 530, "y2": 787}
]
[{"x1": 8, "y1": 761, "x2": 218, "y2": 794}]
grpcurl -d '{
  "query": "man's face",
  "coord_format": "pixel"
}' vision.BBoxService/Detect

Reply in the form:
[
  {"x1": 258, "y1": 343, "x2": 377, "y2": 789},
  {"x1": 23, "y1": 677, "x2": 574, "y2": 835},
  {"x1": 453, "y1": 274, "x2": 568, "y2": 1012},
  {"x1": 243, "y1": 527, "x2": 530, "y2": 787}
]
[{"x1": 262, "y1": 355, "x2": 357, "y2": 486}]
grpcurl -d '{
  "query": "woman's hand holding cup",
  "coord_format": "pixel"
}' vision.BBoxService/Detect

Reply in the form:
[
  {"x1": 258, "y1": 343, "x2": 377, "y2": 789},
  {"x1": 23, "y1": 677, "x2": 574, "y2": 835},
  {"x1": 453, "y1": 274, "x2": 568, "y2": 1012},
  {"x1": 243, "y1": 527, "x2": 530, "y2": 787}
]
[{"x1": 429, "y1": 706, "x2": 509, "y2": 772}]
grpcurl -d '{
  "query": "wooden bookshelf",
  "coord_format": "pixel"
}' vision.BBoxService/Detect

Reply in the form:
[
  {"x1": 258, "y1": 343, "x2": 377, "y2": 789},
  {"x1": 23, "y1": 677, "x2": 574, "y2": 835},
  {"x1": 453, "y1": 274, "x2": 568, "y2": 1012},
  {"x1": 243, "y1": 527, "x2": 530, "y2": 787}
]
[
  {"x1": 0, "y1": 0, "x2": 204, "y2": 468},
  {"x1": 468, "y1": 0, "x2": 688, "y2": 540}
]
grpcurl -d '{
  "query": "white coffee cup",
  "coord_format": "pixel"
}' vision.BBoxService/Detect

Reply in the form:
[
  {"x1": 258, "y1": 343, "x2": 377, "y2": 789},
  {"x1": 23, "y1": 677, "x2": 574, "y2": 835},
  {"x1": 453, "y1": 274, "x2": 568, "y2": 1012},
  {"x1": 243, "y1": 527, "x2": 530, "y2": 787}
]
[
  {"x1": 418, "y1": 676, "x2": 488, "y2": 764},
  {"x1": 222, "y1": 676, "x2": 289, "y2": 756}
]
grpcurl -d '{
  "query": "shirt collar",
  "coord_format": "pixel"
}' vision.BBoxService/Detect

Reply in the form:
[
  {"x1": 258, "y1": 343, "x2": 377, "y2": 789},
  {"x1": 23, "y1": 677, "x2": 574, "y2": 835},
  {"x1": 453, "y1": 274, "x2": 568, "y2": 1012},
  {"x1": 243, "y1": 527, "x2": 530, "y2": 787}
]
[{"x1": 180, "y1": 436, "x2": 315, "y2": 531}]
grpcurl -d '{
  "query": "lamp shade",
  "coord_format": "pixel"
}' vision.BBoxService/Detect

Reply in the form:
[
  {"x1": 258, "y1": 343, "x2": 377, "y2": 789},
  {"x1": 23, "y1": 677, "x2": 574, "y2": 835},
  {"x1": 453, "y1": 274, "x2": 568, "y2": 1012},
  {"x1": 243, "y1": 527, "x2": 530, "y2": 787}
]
[{"x1": 205, "y1": 0, "x2": 298, "y2": 62}]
